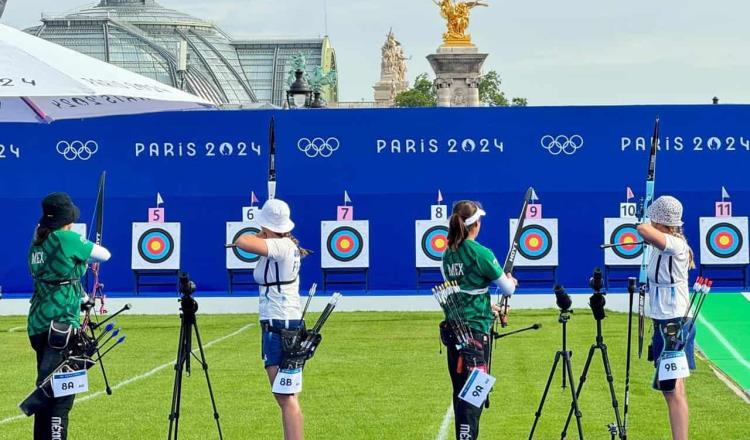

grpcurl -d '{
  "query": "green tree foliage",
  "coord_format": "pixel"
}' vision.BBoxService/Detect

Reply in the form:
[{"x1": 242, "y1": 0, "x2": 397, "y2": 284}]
[
  {"x1": 394, "y1": 73, "x2": 437, "y2": 107},
  {"x1": 479, "y1": 70, "x2": 527, "y2": 107}
]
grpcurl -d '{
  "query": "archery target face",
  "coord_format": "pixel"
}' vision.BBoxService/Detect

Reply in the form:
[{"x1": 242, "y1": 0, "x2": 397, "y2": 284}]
[
  {"x1": 226, "y1": 222, "x2": 261, "y2": 269},
  {"x1": 131, "y1": 222, "x2": 181, "y2": 270},
  {"x1": 415, "y1": 220, "x2": 449, "y2": 267},
  {"x1": 699, "y1": 217, "x2": 748, "y2": 265},
  {"x1": 604, "y1": 218, "x2": 644, "y2": 265},
  {"x1": 321, "y1": 221, "x2": 369, "y2": 268},
  {"x1": 509, "y1": 218, "x2": 558, "y2": 266}
]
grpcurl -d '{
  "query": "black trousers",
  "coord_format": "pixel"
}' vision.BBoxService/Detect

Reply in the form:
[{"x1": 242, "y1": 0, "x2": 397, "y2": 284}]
[
  {"x1": 445, "y1": 332, "x2": 491, "y2": 440},
  {"x1": 29, "y1": 332, "x2": 75, "y2": 440}
]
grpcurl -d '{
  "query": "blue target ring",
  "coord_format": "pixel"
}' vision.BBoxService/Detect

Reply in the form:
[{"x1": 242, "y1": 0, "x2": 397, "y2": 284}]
[
  {"x1": 137, "y1": 228, "x2": 174, "y2": 264},
  {"x1": 232, "y1": 227, "x2": 261, "y2": 263},
  {"x1": 421, "y1": 225, "x2": 449, "y2": 261},
  {"x1": 327, "y1": 226, "x2": 363, "y2": 262},
  {"x1": 706, "y1": 222, "x2": 742, "y2": 259},
  {"x1": 610, "y1": 224, "x2": 643, "y2": 259},
  {"x1": 518, "y1": 225, "x2": 552, "y2": 260}
]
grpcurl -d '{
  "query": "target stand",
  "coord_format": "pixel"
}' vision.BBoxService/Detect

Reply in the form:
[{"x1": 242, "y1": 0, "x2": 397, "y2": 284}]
[
  {"x1": 321, "y1": 221, "x2": 370, "y2": 292},
  {"x1": 603, "y1": 218, "x2": 644, "y2": 289},
  {"x1": 699, "y1": 217, "x2": 749, "y2": 288},
  {"x1": 415, "y1": 220, "x2": 448, "y2": 290},
  {"x1": 509, "y1": 218, "x2": 559, "y2": 287},
  {"x1": 226, "y1": 222, "x2": 261, "y2": 294},
  {"x1": 131, "y1": 222, "x2": 181, "y2": 294}
]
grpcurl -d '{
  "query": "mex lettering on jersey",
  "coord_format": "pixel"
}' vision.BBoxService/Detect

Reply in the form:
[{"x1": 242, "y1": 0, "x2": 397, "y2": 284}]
[{"x1": 447, "y1": 263, "x2": 464, "y2": 278}]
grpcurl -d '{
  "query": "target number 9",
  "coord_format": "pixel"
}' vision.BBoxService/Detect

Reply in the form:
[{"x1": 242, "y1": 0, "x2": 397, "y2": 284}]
[
  {"x1": 526, "y1": 204, "x2": 542, "y2": 219},
  {"x1": 148, "y1": 208, "x2": 165, "y2": 223},
  {"x1": 243, "y1": 206, "x2": 259, "y2": 222},
  {"x1": 337, "y1": 206, "x2": 354, "y2": 221},
  {"x1": 715, "y1": 202, "x2": 732, "y2": 218},
  {"x1": 620, "y1": 203, "x2": 637, "y2": 218},
  {"x1": 431, "y1": 205, "x2": 448, "y2": 221}
]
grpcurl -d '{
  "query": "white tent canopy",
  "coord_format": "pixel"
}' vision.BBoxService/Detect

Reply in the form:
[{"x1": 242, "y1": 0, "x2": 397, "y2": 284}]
[{"x1": 0, "y1": 23, "x2": 214, "y2": 122}]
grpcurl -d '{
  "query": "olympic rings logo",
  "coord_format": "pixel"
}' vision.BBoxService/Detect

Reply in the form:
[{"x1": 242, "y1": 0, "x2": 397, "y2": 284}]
[
  {"x1": 56, "y1": 140, "x2": 99, "y2": 161},
  {"x1": 540, "y1": 135, "x2": 584, "y2": 156},
  {"x1": 297, "y1": 137, "x2": 340, "y2": 158}
]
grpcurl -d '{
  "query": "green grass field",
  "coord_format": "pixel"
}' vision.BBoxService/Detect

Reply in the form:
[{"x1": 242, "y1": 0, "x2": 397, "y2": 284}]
[{"x1": 1, "y1": 310, "x2": 748, "y2": 439}]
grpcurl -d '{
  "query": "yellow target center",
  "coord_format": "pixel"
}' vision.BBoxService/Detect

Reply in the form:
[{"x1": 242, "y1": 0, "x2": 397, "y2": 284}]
[
  {"x1": 719, "y1": 236, "x2": 730, "y2": 246},
  {"x1": 623, "y1": 236, "x2": 634, "y2": 244},
  {"x1": 435, "y1": 238, "x2": 446, "y2": 248},
  {"x1": 529, "y1": 237, "x2": 540, "y2": 247},
  {"x1": 340, "y1": 239, "x2": 351, "y2": 250},
  {"x1": 150, "y1": 241, "x2": 163, "y2": 252}
]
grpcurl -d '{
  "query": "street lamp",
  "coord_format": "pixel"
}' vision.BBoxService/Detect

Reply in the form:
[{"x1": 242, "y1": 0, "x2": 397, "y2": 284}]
[{"x1": 286, "y1": 69, "x2": 311, "y2": 108}]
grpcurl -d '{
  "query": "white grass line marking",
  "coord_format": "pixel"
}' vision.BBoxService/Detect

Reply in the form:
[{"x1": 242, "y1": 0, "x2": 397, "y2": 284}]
[
  {"x1": 741, "y1": 292, "x2": 750, "y2": 303},
  {"x1": 435, "y1": 403, "x2": 454, "y2": 440},
  {"x1": 0, "y1": 323, "x2": 254, "y2": 426},
  {"x1": 8, "y1": 326, "x2": 24, "y2": 333},
  {"x1": 697, "y1": 316, "x2": 750, "y2": 371}
]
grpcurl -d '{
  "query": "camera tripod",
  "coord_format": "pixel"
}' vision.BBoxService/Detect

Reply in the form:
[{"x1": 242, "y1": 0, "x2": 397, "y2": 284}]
[
  {"x1": 167, "y1": 274, "x2": 223, "y2": 440},
  {"x1": 528, "y1": 310, "x2": 584, "y2": 440},
  {"x1": 560, "y1": 316, "x2": 622, "y2": 440}
]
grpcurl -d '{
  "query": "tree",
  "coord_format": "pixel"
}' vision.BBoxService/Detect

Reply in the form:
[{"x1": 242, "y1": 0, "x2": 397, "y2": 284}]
[
  {"x1": 394, "y1": 73, "x2": 437, "y2": 107},
  {"x1": 479, "y1": 70, "x2": 527, "y2": 107}
]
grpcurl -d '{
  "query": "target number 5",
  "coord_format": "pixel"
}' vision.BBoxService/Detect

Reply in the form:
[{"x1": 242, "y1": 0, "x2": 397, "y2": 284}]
[
  {"x1": 431, "y1": 205, "x2": 448, "y2": 221},
  {"x1": 148, "y1": 208, "x2": 165, "y2": 223},
  {"x1": 526, "y1": 204, "x2": 542, "y2": 219},
  {"x1": 337, "y1": 206, "x2": 354, "y2": 221},
  {"x1": 715, "y1": 202, "x2": 732, "y2": 218}
]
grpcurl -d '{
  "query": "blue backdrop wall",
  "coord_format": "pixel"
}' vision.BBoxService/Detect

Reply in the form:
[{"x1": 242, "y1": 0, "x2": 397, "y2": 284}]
[{"x1": 1, "y1": 105, "x2": 748, "y2": 293}]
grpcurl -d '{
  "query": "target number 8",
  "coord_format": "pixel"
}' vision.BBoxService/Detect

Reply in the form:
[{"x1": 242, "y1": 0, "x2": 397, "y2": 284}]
[{"x1": 431, "y1": 205, "x2": 448, "y2": 221}]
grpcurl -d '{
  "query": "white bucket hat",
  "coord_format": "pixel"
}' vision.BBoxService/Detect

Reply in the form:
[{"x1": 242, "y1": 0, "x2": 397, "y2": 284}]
[
  {"x1": 257, "y1": 199, "x2": 295, "y2": 233},
  {"x1": 648, "y1": 195, "x2": 684, "y2": 227}
]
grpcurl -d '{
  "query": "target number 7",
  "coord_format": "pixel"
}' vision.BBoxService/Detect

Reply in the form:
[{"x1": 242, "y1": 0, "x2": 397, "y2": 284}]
[
  {"x1": 337, "y1": 206, "x2": 354, "y2": 221},
  {"x1": 526, "y1": 204, "x2": 542, "y2": 219},
  {"x1": 148, "y1": 208, "x2": 165, "y2": 223},
  {"x1": 715, "y1": 202, "x2": 732, "y2": 218}
]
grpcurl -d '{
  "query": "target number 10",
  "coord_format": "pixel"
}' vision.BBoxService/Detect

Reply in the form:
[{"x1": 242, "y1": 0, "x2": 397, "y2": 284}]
[
  {"x1": 715, "y1": 202, "x2": 732, "y2": 218},
  {"x1": 620, "y1": 203, "x2": 637, "y2": 219}
]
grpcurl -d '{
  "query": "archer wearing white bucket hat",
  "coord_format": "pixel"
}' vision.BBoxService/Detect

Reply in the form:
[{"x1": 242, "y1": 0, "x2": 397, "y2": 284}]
[
  {"x1": 637, "y1": 195, "x2": 696, "y2": 440},
  {"x1": 234, "y1": 198, "x2": 309, "y2": 440}
]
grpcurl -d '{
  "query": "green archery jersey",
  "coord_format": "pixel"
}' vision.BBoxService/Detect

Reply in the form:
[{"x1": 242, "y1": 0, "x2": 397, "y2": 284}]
[
  {"x1": 27, "y1": 229, "x2": 94, "y2": 336},
  {"x1": 442, "y1": 239, "x2": 504, "y2": 334}
]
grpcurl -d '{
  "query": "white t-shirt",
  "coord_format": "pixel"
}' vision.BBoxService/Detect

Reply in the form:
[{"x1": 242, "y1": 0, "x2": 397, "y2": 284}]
[
  {"x1": 646, "y1": 234, "x2": 691, "y2": 320},
  {"x1": 253, "y1": 237, "x2": 302, "y2": 320}
]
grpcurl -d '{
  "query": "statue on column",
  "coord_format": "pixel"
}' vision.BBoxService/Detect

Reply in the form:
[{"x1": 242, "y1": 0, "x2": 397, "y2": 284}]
[
  {"x1": 373, "y1": 29, "x2": 410, "y2": 106},
  {"x1": 432, "y1": 0, "x2": 488, "y2": 46}
]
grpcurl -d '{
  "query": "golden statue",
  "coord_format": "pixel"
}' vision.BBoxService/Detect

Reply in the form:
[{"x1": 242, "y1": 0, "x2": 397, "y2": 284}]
[{"x1": 433, "y1": 0, "x2": 488, "y2": 46}]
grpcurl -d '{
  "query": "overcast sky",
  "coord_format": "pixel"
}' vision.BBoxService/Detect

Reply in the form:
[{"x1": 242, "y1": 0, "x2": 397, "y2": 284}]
[{"x1": 4, "y1": 1, "x2": 749, "y2": 105}]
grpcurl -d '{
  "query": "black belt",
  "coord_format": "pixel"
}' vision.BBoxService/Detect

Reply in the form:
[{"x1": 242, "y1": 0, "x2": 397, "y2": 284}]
[{"x1": 37, "y1": 279, "x2": 80, "y2": 287}]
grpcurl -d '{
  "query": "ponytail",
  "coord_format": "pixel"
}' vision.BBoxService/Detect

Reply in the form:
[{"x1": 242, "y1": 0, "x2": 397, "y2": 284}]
[
  {"x1": 32, "y1": 225, "x2": 53, "y2": 246},
  {"x1": 447, "y1": 201, "x2": 480, "y2": 250},
  {"x1": 668, "y1": 226, "x2": 696, "y2": 270},
  {"x1": 282, "y1": 232, "x2": 311, "y2": 258}
]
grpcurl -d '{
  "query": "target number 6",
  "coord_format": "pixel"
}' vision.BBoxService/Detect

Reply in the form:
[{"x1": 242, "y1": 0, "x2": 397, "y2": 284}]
[
  {"x1": 526, "y1": 204, "x2": 542, "y2": 219},
  {"x1": 242, "y1": 206, "x2": 259, "y2": 222},
  {"x1": 715, "y1": 202, "x2": 732, "y2": 218},
  {"x1": 148, "y1": 208, "x2": 165, "y2": 223},
  {"x1": 337, "y1": 206, "x2": 354, "y2": 221}
]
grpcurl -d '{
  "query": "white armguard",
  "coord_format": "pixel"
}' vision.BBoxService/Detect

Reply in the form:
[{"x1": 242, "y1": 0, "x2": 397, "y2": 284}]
[
  {"x1": 89, "y1": 244, "x2": 111, "y2": 263},
  {"x1": 493, "y1": 274, "x2": 515, "y2": 297}
]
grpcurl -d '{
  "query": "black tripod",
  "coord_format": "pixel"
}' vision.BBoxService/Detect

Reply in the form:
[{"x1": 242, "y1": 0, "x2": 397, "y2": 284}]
[
  {"x1": 168, "y1": 273, "x2": 223, "y2": 440},
  {"x1": 529, "y1": 302, "x2": 584, "y2": 440}
]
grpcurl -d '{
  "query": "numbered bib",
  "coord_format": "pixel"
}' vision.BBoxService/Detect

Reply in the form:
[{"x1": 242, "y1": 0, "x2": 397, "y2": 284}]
[
  {"x1": 658, "y1": 351, "x2": 690, "y2": 381},
  {"x1": 51, "y1": 369, "x2": 89, "y2": 398},
  {"x1": 272, "y1": 368, "x2": 303, "y2": 394},
  {"x1": 458, "y1": 369, "x2": 496, "y2": 408}
]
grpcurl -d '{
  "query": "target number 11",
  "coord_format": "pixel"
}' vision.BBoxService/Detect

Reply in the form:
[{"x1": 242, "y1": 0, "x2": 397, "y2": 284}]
[{"x1": 715, "y1": 202, "x2": 732, "y2": 218}]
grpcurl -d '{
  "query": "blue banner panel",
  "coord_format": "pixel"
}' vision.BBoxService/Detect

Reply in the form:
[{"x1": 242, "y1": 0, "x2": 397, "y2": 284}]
[{"x1": 1, "y1": 105, "x2": 748, "y2": 293}]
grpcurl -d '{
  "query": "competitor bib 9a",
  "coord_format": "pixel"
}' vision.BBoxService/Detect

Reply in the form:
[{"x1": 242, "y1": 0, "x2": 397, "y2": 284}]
[
  {"x1": 272, "y1": 368, "x2": 302, "y2": 394},
  {"x1": 458, "y1": 369, "x2": 496, "y2": 408},
  {"x1": 658, "y1": 351, "x2": 690, "y2": 381}
]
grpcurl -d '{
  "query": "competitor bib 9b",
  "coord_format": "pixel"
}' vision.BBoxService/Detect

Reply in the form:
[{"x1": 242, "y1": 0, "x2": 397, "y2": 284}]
[{"x1": 658, "y1": 351, "x2": 690, "y2": 381}]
